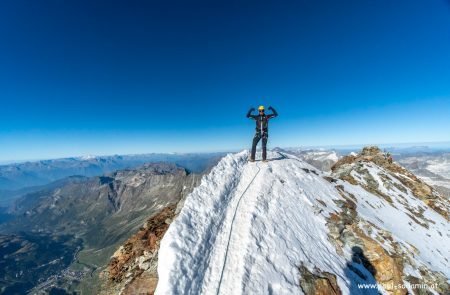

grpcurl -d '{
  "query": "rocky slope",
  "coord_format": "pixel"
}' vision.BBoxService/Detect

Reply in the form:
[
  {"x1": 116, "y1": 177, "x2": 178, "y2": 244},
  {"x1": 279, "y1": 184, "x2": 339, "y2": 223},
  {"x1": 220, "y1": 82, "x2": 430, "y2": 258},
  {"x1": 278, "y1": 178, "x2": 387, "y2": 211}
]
[
  {"x1": 332, "y1": 146, "x2": 448, "y2": 219},
  {"x1": 99, "y1": 204, "x2": 177, "y2": 295},
  {"x1": 327, "y1": 146, "x2": 449, "y2": 295}
]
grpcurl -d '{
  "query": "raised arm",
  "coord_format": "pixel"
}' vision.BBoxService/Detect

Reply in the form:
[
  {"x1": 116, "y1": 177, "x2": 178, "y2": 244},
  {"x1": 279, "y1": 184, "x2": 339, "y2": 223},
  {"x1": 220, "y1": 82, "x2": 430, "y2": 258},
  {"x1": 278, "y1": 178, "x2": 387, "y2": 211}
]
[
  {"x1": 267, "y1": 106, "x2": 278, "y2": 119},
  {"x1": 246, "y1": 107, "x2": 256, "y2": 119}
]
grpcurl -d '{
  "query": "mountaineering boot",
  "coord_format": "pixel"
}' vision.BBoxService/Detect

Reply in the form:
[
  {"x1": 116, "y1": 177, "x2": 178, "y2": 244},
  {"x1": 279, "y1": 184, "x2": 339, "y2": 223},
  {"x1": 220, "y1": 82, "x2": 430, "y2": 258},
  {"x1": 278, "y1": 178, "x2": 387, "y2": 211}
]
[{"x1": 249, "y1": 158, "x2": 255, "y2": 162}]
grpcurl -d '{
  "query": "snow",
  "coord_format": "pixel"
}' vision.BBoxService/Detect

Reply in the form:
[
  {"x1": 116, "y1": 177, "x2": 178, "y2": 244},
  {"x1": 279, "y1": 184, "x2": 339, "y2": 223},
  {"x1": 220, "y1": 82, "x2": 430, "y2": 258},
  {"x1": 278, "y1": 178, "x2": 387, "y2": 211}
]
[
  {"x1": 284, "y1": 148, "x2": 339, "y2": 164},
  {"x1": 341, "y1": 163, "x2": 450, "y2": 278},
  {"x1": 156, "y1": 150, "x2": 449, "y2": 295},
  {"x1": 157, "y1": 151, "x2": 355, "y2": 294},
  {"x1": 79, "y1": 155, "x2": 97, "y2": 160},
  {"x1": 312, "y1": 150, "x2": 339, "y2": 162}
]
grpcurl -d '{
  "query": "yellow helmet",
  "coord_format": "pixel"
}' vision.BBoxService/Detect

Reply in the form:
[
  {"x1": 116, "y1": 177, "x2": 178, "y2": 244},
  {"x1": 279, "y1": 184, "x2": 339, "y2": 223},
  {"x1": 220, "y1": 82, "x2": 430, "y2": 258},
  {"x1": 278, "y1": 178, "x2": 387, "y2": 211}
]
[{"x1": 258, "y1": 105, "x2": 265, "y2": 111}]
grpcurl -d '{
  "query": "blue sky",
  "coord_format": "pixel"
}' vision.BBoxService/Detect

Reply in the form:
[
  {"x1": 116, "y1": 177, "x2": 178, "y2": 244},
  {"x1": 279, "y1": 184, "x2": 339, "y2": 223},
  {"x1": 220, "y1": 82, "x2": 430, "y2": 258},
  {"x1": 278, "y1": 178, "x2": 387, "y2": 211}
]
[{"x1": 1, "y1": 0, "x2": 450, "y2": 161}]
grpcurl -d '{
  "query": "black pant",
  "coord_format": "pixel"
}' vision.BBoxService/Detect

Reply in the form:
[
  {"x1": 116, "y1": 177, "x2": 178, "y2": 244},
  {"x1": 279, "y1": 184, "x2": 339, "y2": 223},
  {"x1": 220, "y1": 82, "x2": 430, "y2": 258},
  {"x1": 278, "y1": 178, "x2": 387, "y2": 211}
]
[{"x1": 251, "y1": 132, "x2": 268, "y2": 160}]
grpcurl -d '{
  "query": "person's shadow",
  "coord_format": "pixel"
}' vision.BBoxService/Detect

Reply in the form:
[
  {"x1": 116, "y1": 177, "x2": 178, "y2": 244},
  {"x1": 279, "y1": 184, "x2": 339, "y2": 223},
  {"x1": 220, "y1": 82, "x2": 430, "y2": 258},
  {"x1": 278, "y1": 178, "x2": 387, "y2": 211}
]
[{"x1": 344, "y1": 246, "x2": 380, "y2": 294}]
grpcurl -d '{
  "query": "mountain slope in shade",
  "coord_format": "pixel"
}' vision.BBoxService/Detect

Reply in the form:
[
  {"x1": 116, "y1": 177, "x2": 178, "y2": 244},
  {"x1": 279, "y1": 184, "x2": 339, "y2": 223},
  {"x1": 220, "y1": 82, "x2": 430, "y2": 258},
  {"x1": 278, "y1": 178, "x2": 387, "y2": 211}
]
[
  {"x1": 154, "y1": 149, "x2": 449, "y2": 295},
  {"x1": 0, "y1": 163, "x2": 202, "y2": 294}
]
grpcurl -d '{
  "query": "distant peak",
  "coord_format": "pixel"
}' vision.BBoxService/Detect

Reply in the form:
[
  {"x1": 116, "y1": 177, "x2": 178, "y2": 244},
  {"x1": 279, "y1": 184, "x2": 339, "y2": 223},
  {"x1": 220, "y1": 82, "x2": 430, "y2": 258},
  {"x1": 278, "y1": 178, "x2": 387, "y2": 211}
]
[
  {"x1": 80, "y1": 155, "x2": 97, "y2": 160},
  {"x1": 332, "y1": 145, "x2": 393, "y2": 172},
  {"x1": 361, "y1": 146, "x2": 383, "y2": 156}
]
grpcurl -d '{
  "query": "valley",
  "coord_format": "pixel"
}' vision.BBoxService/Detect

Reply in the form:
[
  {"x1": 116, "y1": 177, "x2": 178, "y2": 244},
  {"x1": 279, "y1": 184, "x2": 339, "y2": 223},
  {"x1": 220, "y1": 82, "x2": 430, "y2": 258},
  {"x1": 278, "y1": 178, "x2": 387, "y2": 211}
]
[{"x1": 0, "y1": 157, "x2": 217, "y2": 294}]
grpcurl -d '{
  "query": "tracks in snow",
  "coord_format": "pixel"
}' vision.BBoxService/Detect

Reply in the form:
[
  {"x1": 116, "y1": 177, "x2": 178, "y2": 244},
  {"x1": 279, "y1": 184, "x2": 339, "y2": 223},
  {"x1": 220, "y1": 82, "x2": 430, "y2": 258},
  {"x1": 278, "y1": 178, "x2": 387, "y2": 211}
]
[{"x1": 216, "y1": 162, "x2": 262, "y2": 294}]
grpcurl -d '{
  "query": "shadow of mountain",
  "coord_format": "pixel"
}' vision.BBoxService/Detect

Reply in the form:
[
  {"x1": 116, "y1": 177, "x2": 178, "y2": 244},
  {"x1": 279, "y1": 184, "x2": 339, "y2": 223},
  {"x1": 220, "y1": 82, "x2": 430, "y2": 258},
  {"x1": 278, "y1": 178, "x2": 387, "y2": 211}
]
[{"x1": 344, "y1": 246, "x2": 380, "y2": 294}]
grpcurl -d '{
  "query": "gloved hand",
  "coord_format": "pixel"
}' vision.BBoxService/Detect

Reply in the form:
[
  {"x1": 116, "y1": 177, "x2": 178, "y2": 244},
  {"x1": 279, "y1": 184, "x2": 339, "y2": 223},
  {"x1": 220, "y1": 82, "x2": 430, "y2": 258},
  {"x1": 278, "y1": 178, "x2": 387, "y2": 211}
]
[
  {"x1": 250, "y1": 107, "x2": 255, "y2": 111},
  {"x1": 268, "y1": 106, "x2": 274, "y2": 110}
]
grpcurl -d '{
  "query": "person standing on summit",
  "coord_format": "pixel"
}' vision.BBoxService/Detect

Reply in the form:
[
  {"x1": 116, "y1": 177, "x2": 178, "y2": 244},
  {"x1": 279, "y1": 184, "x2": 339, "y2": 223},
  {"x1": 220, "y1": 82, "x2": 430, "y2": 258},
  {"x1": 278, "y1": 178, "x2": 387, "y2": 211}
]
[{"x1": 247, "y1": 105, "x2": 278, "y2": 162}]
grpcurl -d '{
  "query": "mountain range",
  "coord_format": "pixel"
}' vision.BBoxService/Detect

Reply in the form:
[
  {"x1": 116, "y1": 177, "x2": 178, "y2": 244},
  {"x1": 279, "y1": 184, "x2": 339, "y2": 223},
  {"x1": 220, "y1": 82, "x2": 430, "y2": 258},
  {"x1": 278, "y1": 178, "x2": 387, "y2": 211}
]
[
  {"x1": 0, "y1": 162, "x2": 205, "y2": 294},
  {"x1": 0, "y1": 153, "x2": 225, "y2": 207},
  {"x1": 1, "y1": 147, "x2": 449, "y2": 294}
]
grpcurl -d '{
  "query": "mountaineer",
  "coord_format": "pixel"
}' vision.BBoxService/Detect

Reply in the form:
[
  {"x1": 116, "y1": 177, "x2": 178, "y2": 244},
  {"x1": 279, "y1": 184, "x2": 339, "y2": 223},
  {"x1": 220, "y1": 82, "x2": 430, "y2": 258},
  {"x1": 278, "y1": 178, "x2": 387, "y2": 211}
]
[{"x1": 246, "y1": 105, "x2": 278, "y2": 162}]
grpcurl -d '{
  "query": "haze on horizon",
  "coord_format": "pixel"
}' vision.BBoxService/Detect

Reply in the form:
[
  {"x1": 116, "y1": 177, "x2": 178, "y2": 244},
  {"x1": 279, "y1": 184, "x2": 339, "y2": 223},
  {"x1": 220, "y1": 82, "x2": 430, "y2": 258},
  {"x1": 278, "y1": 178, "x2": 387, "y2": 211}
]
[
  {"x1": 1, "y1": 0, "x2": 449, "y2": 162},
  {"x1": 1, "y1": 141, "x2": 450, "y2": 166}
]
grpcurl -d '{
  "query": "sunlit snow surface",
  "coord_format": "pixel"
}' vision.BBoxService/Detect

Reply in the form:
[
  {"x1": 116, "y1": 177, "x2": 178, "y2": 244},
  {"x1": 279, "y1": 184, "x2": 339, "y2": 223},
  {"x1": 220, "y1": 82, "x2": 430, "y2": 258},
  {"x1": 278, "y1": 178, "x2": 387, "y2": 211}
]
[{"x1": 156, "y1": 151, "x2": 449, "y2": 295}]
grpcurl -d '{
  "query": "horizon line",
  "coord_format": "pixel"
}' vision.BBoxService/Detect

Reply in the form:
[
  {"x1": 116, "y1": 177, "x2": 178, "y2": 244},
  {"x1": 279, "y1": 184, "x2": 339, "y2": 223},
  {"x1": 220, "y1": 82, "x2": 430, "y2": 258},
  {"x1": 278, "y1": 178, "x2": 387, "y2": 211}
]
[{"x1": 1, "y1": 140, "x2": 449, "y2": 166}]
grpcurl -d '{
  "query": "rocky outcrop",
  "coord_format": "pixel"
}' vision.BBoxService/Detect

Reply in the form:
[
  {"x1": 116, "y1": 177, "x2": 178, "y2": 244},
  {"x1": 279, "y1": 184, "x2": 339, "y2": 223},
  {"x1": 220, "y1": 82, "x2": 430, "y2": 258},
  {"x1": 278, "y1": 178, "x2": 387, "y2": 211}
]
[
  {"x1": 332, "y1": 146, "x2": 448, "y2": 220},
  {"x1": 355, "y1": 230, "x2": 405, "y2": 295},
  {"x1": 101, "y1": 204, "x2": 176, "y2": 295},
  {"x1": 326, "y1": 190, "x2": 406, "y2": 295},
  {"x1": 299, "y1": 265, "x2": 342, "y2": 295}
]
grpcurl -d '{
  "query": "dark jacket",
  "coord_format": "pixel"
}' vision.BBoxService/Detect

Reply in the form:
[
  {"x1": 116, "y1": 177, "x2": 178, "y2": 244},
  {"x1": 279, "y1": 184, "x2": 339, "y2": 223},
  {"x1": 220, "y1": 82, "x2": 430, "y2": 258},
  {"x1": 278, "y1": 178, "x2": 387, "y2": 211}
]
[{"x1": 246, "y1": 107, "x2": 278, "y2": 134}]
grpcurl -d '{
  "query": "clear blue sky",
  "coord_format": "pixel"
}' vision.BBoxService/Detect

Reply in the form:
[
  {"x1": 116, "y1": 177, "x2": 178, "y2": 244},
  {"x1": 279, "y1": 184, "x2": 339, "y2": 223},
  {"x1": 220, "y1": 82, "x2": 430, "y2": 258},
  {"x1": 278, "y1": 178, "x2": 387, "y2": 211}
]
[{"x1": 1, "y1": 0, "x2": 450, "y2": 161}]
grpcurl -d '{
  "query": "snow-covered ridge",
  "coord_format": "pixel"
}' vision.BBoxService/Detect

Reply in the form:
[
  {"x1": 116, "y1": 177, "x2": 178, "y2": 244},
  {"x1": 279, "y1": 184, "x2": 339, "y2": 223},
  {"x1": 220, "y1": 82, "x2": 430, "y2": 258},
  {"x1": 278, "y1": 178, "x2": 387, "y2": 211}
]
[
  {"x1": 156, "y1": 150, "x2": 449, "y2": 295},
  {"x1": 281, "y1": 148, "x2": 340, "y2": 172}
]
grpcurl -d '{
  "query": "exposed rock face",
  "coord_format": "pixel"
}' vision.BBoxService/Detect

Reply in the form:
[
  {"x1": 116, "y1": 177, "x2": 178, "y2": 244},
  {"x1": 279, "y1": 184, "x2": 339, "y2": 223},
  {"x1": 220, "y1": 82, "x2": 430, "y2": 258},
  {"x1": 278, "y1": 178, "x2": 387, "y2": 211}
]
[
  {"x1": 299, "y1": 265, "x2": 342, "y2": 295},
  {"x1": 326, "y1": 191, "x2": 407, "y2": 294},
  {"x1": 100, "y1": 169, "x2": 203, "y2": 295},
  {"x1": 356, "y1": 231, "x2": 405, "y2": 295},
  {"x1": 101, "y1": 205, "x2": 176, "y2": 295}
]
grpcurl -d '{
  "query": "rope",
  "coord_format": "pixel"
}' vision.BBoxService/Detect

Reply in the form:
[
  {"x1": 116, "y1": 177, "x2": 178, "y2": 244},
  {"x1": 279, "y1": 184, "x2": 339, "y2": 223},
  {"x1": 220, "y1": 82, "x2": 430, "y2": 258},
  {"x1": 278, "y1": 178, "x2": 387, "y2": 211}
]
[{"x1": 216, "y1": 162, "x2": 261, "y2": 295}]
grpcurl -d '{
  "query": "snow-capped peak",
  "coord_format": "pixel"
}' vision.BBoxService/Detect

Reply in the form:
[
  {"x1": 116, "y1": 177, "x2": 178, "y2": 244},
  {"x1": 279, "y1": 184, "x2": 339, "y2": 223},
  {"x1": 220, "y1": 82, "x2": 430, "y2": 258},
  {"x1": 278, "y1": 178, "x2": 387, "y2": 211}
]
[
  {"x1": 156, "y1": 149, "x2": 449, "y2": 295},
  {"x1": 79, "y1": 154, "x2": 97, "y2": 160}
]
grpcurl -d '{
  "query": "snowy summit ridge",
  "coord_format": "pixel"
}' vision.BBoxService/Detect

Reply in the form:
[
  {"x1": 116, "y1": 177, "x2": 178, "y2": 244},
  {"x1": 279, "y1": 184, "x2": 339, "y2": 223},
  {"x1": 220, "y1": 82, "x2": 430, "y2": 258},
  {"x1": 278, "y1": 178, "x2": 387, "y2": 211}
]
[{"x1": 156, "y1": 149, "x2": 449, "y2": 295}]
